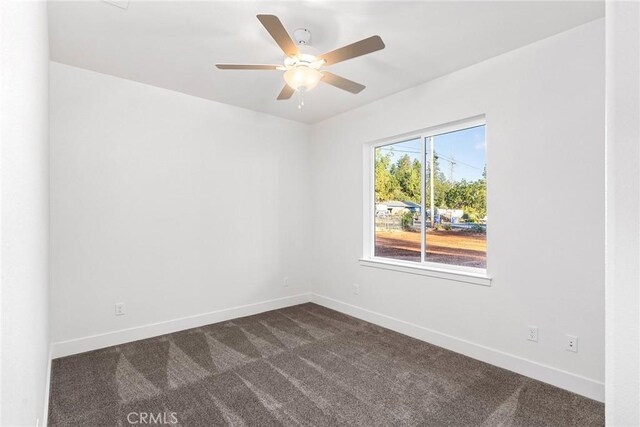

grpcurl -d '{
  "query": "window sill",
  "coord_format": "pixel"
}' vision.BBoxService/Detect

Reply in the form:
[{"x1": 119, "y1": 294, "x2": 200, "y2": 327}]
[{"x1": 358, "y1": 258, "x2": 492, "y2": 287}]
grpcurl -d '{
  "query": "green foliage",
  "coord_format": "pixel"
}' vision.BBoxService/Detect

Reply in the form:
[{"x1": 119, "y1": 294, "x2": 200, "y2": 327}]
[
  {"x1": 375, "y1": 145, "x2": 487, "y2": 223},
  {"x1": 391, "y1": 155, "x2": 422, "y2": 203},
  {"x1": 425, "y1": 156, "x2": 450, "y2": 208},
  {"x1": 374, "y1": 150, "x2": 397, "y2": 202},
  {"x1": 374, "y1": 150, "x2": 422, "y2": 203},
  {"x1": 401, "y1": 211, "x2": 414, "y2": 231},
  {"x1": 461, "y1": 208, "x2": 480, "y2": 223},
  {"x1": 445, "y1": 180, "x2": 486, "y2": 220}
]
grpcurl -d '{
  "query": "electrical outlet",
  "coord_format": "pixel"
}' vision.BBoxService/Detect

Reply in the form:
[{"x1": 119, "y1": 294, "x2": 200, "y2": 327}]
[
  {"x1": 115, "y1": 302, "x2": 125, "y2": 316},
  {"x1": 353, "y1": 283, "x2": 360, "y2": 295},
  {"x1": 283, "y1": 276, "x2": 289, "y2": 287},
  {"x1": 566, "y1": 334, "x2": 578, "y2": 352},
  {"x1": 527, "y1": 326, "x2": 538, "y2": 342}
]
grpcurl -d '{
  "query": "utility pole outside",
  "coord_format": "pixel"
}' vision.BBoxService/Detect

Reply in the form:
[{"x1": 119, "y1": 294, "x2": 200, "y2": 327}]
[
  {"x1": 449, "y1": 152, "x2": 456, "y2": 183},
  {"x1": 429, "y1": 136, "x2": 435, "y2": 229}
]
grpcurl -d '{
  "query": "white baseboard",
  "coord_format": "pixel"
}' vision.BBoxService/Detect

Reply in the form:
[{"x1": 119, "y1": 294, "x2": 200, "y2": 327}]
[
  {"x1": 42, "y1": 345, "x2": 52, "y2": 427},
  {"x1": 51, "y1": 293, "x2": 312, "y2": 359},
  {"x1": 310, "y1": 293, "x2": 604, "y2": 402},
  {"x1": 49, "y1": 291, "x2": 604, "y2": 402}
]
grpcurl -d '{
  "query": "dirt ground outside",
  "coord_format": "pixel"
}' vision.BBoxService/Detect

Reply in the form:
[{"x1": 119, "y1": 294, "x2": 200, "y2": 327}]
[{"x1": 375, "y1": 229, "x2": 487, "y2": 268}]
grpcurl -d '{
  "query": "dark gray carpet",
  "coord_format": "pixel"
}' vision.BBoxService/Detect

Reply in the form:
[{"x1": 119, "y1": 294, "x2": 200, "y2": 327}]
[{"x1": 48, "y1": 303, "x2": 604, "y2": 426}]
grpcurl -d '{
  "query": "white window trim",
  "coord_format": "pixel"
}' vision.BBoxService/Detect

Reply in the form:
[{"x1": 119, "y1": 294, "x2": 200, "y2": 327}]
[
  {"x1": 358, "y1": 258, "x2": 491, "y2": 286},
  {"x1": 362, "y1": 115, "x2": 491, "y2": 287}
]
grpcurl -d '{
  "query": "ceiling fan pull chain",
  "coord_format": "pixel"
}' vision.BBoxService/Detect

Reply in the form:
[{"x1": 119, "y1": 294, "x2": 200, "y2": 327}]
[{"x1": 298, "y1": 89, "x2": 305, "y2": 109}]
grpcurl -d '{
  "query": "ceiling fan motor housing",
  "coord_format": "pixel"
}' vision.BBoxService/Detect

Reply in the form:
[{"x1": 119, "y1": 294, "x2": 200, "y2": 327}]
[
  {"x1": 293, "y1": 28, "x2": 311, "y2": 45},
  {"x1": 215, "y1": 15, "x2": 385, "y2": 105}
]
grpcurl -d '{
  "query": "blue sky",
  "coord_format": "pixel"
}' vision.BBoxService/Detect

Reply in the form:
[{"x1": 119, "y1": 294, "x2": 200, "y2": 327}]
[{"x1": 376, "y1": 125, "x2": 485, "y2": 182}]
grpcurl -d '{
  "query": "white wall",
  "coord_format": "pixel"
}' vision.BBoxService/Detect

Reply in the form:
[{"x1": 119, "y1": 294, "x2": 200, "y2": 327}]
[
  {"x1": 605, "y1": 1, "x2": 640, "y2": 424},
  {"x1": 0, "y1": 1, "x2": 50, "y2": 426},
  {"x1": 309, "y1": 20, "x2": 605, "y2": 400},
  {"x1": 50, "y1": 62, "x2": 311, "y2": 351},
  {"x1": 48, "y1": 15, "x2": 610, "y2": 406}
]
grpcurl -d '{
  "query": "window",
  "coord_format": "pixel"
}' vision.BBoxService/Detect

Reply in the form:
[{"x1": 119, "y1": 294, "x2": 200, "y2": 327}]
[{"x1": 370, "y1": 119, "x2": 487, "y2": 273}]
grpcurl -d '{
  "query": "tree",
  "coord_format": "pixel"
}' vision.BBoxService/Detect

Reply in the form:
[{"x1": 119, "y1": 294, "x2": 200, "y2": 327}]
[
  {"x1": 375, "y1": 146, "x2": 487, "y2": 222},
  {"x1": 374, "y1": 150, "x2": 398, "y2": 202},
  {"x1": 391, "y1": 155, "x2": 421, "y2": 203},
  {"x1": 425, "y1": 155, "x2": 449, "y2": 208},
  {"x1": 444, "y1": 178, "x2": 486, "y2": 220}
]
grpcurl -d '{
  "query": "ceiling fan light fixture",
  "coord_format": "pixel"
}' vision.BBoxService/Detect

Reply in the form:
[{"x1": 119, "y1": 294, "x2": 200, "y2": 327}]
[
  {"x1": 283, "y1": 65, "x2": 323, "y2": 92},
  {"x1": 216, "y1": 15, "x2": 385, "y2": 108}
]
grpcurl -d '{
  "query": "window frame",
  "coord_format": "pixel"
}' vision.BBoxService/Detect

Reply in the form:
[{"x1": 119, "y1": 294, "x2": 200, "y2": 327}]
[{"x1": 361, "y1": 115, "x2": 491, "y2": 286}]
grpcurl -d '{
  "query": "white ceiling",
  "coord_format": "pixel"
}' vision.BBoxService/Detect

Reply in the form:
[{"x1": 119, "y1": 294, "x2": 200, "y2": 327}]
[{"x1": 48, "y1": 1, "x2": 604, "y2": 124}]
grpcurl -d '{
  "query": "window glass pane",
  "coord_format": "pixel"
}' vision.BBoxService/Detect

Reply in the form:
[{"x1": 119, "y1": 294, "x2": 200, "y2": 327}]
[
  {"x1": 425, "y1": 125, "x2": 486, "y2": 268},
  {"x1": 374, "y1": 138, "x2": 422, "y2": 262}
]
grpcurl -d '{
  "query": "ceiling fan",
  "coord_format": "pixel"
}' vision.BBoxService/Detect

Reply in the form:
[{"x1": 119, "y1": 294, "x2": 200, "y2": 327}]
[{"x1": 215, "y1": 14, "x2": 385, "y2": 109}]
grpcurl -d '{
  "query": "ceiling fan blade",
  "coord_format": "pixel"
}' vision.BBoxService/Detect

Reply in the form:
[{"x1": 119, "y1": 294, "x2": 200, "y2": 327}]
[
  {"x1": 216, "y1": 64, "x2": 282, "y2": 70},
  {"x1": 321, "y1": 71, "x2": 365, "y2": 94},
  {"x1": 277, "y1": 84, "x2": 295, "y2": 100},
  {"x1": 257, "y1": 14, "x2": 299, "y2": 57},
  {"x1": 319, "y1": 35, "x2": 385, "y2": 66}
]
